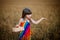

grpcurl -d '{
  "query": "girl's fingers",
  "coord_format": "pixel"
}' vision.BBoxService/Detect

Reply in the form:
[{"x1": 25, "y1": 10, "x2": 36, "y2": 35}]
[{"x1": 42, "y1": 18, "x2": 48, "y2": 20}]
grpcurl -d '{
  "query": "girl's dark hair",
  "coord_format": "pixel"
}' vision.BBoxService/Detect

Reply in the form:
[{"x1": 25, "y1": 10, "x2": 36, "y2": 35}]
[{"x1": 22, "y1": 8, "x2": 32, "y2": 18}]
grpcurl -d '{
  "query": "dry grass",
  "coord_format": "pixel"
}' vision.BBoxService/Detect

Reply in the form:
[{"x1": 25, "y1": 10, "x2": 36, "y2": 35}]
[{"x1": 0, "y1": 0, "x2": 60, "y2": 40}]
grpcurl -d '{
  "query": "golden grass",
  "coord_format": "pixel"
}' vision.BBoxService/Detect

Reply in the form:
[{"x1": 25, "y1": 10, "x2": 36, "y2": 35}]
[{"x1": 0, "y1": 0, "x2": 60, "y2": 40}]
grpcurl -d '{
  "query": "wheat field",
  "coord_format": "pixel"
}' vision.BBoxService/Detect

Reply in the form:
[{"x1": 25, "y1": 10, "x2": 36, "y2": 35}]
[{"x1": 0, "y1": 0, "x2": 60, "y2": 40}]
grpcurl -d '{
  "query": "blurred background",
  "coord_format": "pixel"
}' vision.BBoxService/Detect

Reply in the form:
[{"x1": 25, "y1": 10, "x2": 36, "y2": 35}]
[{"x1": 0, "y1": 0, "x2": 60, "y2": 40}]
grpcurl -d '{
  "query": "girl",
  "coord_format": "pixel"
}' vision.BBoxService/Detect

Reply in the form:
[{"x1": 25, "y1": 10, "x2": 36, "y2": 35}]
[{"x1": 12, "y1": 8, "x2": 47, "y2": 40}]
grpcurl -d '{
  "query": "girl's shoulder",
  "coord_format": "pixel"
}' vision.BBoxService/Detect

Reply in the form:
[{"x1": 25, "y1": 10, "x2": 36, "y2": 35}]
[
  {"x1": 20, "y1": 18, "x2": 24, "y2": 21},
  {"x1": 19, "y1": 18, "x2": 24, "y2": 22},
  {"x1": 20, "y1": 18, "x2": 30, "y2": 23}
]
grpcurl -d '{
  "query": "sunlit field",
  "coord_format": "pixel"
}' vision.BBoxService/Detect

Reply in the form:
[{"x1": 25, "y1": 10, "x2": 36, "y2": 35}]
[{"x1": 0, "y1": 0, "x2": 60, "y2": 40}]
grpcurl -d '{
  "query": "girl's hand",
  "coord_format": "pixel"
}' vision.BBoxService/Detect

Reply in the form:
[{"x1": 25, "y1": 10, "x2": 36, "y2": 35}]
[
  {"x1": 16, "y1": 24, "x2": 19, "y2": 28},
  {"x1": 12, "y1": 24, "x2": 24, "y2": 32},
  {"x1": 41, "y1": 17, "x2": 47, "y2": 20}
]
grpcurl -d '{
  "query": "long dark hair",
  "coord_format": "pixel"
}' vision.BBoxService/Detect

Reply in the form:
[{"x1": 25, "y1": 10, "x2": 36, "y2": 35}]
[{"x1": 22, "y1": 8, "x2": 32, "y2": 19}]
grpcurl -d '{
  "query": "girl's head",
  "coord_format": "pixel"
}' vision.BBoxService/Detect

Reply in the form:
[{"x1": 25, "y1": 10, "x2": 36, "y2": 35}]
[{"x1": 22, "y1": 8, "x2": 32, "y2": 19}]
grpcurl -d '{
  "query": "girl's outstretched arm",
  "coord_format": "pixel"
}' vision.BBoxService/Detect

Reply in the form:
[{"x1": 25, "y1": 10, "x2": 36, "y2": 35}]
[{"x1": 31, "y1": 17, "x2": 47, "y2": 24}]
